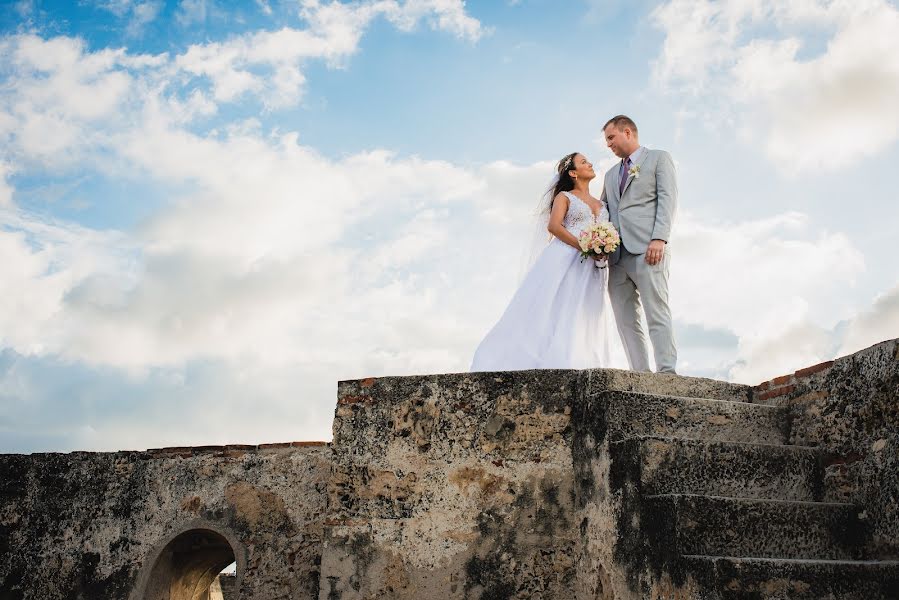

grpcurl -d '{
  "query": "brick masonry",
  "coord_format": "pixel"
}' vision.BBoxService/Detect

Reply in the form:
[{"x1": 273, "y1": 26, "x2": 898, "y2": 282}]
[{"x1": 752, "y1": 360, "x2": 835, "y2": 402}]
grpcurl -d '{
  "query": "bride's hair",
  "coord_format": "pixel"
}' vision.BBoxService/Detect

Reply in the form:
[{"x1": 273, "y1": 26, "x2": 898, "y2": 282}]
[{"x1": 548, "y1": 152, "x2": 580, "y2": 206}]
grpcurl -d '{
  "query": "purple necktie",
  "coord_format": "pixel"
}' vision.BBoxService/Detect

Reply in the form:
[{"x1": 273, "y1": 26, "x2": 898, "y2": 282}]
[{"x1": 619, "y1": 157, "x2": 631, "y2": 195}]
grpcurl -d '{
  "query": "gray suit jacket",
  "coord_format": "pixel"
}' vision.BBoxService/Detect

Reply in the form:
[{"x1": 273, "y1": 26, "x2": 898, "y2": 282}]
[{"x1": 600, "y1": 148, "x2": 678, "y2": 263}]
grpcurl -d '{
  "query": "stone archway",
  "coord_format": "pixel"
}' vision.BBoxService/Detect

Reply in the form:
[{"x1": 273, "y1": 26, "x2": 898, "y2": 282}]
[{"x1": 132, "y1": 523, "x2": 244, "y2": 600}]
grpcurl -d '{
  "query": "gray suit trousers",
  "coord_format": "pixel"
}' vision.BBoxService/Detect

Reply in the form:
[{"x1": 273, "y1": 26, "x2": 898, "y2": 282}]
[{"x1": 608, "y1": 249, "x2": 677, "y2": 373}]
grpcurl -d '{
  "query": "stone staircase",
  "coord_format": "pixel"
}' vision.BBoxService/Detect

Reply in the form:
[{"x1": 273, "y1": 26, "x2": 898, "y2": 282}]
[
  {"x1": 602, "y1": 386, "x2": 899, "y2": 599},
  {"x1": 321, "y1": 349, "x2": 899, "y2": 600}
]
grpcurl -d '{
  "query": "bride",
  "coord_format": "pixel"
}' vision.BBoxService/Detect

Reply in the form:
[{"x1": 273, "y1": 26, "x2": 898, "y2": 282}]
[{"x1": 470, "y1": 152, "x2": 613, "y2": 371}]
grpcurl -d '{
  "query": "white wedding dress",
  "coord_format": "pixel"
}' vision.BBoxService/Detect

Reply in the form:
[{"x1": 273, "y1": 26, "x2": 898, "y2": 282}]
[{"x1": 471, "y1": 191, "x2": 613, "y2": 371}]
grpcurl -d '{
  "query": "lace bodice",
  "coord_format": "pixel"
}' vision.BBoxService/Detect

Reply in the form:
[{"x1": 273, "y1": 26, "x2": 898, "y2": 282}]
[{"x1": 562, "y1": 191, "x2": 607, "y2": 234}]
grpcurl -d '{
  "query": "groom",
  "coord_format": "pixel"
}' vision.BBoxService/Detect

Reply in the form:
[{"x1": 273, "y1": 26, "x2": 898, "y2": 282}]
[{"x1": 600, "y1": 115, "x2": 678, "y2": 373}]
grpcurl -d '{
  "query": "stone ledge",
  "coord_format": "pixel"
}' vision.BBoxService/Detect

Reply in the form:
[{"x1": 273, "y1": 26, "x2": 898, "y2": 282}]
[
  {"x1": 148, "y1": 441, "x2": 328, "y2": 457},
  {"x1": 1, "y1": 441, "x2": 329, "y2": 458}
]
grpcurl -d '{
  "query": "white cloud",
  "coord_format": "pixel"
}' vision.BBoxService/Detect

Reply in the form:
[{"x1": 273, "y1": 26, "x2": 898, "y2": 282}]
[
  {"x1": 839, "y1": 284, "x2": 899, "y2": 357},
  {"x1": 96, "y1": 0, "x2": 487, "y2": 109},
  {"x1": 0, "y1": 208, "x2": 135, "y2": 356},
  {"x1": 170, "y1": 0, "x2": 486, "y2": 107},
  {"x1": 176, "y1": 0, "x2": 212, "y2": 26},
  {"x1": 0, "y1": 35, "x2": 160, "y2": 166},
  {"x1": 93, "y1": 0, "x2": 134, "y2": 18},
  {"x1": 0, "y1": 228, "x2": 63, "y2": 354},
  {"x1": 724, "y1": 283, "x2": 899, "y2": 383},
  {"x1": 727, "y1": 320, "x2": 835, "y2": 384},
  {"x1": 671, "y1": 211, "x2": 865, "y2": 338},
  {"x1": 92, "y1": 0, "x2": 165, "y2": 35},
  {"x1": 668, "y1": 210, "x2": 870, "y2": 382},
  {"x1": 0, "y1": 163, "x2": 12, "y2": 207},
  {"x1": 172, "y1": 21, "x2": 364, "y2": 107},
  {"x1": 14, "y1": 0, "x2": 35, "y2": 18},
  {"x1": 652, "y1": 0, "x2": 899, "y2": 170},
  {"x1": 0, "y1": 0, "x2": 487, "y2": 158},
  {"x1": 256, "y1": 0, "x2": 273, "y2": 16},
  {"x1": 0, "y1": 20, "x2": 493, "y2": 382},
  {"x1": 380, "y1": 0, "x2": 488, "y2": 41},
  {"x1": 0, "y1": 115, "x2": 492, "y2": 373},
  {"x1": 126, "y1": 1, "x2": 165, "y2": 36}
]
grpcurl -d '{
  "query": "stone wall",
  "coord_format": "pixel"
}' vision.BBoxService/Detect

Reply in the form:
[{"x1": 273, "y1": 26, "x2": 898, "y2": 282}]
[
  {"x1": 752, "y1": 339, "x2": 899, "y2": 559},
  {"x1": 322, "y1": 368, "x2": 752, "y2": 599},
  {"x1": 322, "y1": 370, "x2": 583, "y2": 599},
  {"x1": 0, "y1": 443, "x2": 330, "y2": 600},
  {"x1": 1, "y1": 340, "x2": 897, "y2": 599}
]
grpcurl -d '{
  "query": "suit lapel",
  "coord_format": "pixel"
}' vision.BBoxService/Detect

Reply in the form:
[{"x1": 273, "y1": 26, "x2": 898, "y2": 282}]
[
  {"x1": 608, "y1": 165, "x2": 621, "y2": 204},
  {"x1": 620, "y1": 147, "x2": 651, "y2": 198}
]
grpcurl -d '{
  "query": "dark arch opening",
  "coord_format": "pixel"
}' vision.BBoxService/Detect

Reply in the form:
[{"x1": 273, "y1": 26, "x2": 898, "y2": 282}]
[{"x1": 141, "y1": 529, "x2": 237, "y2": 600}]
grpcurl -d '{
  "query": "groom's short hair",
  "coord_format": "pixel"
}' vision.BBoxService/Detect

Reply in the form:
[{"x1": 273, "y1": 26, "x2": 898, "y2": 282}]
[{"x1": 604, "y1": 115, "x2": 638, "y2": 135}]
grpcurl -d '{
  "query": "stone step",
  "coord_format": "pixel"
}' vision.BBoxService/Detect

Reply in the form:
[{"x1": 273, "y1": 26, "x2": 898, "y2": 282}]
[
  {"x1": 611, "y1": 437, "x2": 824, "y2": 501},
  {"x1": 604, "y1": 391, "x2": 789, "y2": 444},
  {"x1": 587, "y1": 368, "x2": 753, "y2": 403},
  {"x1": 682, "y1": 555, "x2": 899, "y2": 600},
  {"x1": 647, "y1": 494, "x2": 865, "y2": 560}
]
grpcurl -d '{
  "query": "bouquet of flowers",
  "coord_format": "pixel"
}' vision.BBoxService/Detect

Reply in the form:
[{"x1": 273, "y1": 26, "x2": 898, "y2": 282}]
[{"x1": 578, "y1": 221, "x2": 620, "y2": 268}]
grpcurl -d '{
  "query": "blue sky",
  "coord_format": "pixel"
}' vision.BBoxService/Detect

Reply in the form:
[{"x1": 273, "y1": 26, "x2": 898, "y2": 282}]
[{"x1": 1, "y1": 0, "x2": 898, "y2": 453}]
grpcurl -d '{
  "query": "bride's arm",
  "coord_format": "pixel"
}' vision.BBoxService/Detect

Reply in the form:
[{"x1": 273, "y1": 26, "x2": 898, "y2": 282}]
[{"x1": 547, "y1": 193, "x2": 582, "y2": 251}]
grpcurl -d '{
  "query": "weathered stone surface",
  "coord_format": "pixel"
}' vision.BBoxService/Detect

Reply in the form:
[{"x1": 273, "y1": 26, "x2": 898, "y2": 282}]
[
  {"x1": 647, "y1": 494, "x2": 865, "y2": 560},
  {"x1": 0, "y1": 445, "x2": 330, "y2": 600},
  {"x1": 830, "y1": 433, "x2": 899, "y2": 559},
  {"x1": 751, "y1": 339, "x2": 899, "y2": 561},
  {"x1": 569, "y1": 354, "x2": 899, "y2": 599},
  {"x1": 324, "y1": 369, "x2": 581, "y2": 599},
  {"x1": 605, "y1": 390, "x2": 789, "y2": 444},
  {"x1": 683, "y1": 556, "x2": 899, "y2": 600},
  {"x1": 755, "y1": 340, "x2": 899, "y2": 453},
  {"x1": 1, "y1": 342, "x2": 898, "y2": 599},
  {"x1": 610, "y1": 437, "x2": 825, "y2": 501}
]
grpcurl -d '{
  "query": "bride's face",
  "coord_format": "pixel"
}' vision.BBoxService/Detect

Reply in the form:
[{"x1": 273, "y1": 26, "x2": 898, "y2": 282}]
[{"x1": 569, "y1": 154, "x2": 596, "y2": 181}]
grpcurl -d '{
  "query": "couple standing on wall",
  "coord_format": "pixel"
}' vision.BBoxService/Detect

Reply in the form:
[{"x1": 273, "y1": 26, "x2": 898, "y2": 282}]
[{"x1": 471, "y1": 115, "x2": 678, "y2": 375}]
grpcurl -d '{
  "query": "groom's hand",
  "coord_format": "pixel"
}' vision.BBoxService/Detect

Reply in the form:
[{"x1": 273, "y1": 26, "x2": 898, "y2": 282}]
[{"x1": 645, "y1": 239, "x2": 666, "y2": 265}]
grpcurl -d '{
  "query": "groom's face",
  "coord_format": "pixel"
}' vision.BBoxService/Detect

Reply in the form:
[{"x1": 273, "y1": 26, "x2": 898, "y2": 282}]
[{"x1": 604, "y1": 125, "x2": 637, "y2": 159}]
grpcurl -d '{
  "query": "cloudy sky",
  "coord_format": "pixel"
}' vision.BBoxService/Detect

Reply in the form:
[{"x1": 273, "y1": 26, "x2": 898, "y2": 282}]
[{"x1": 1, "y1": 0, "x2": 897, "y2": 453}]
